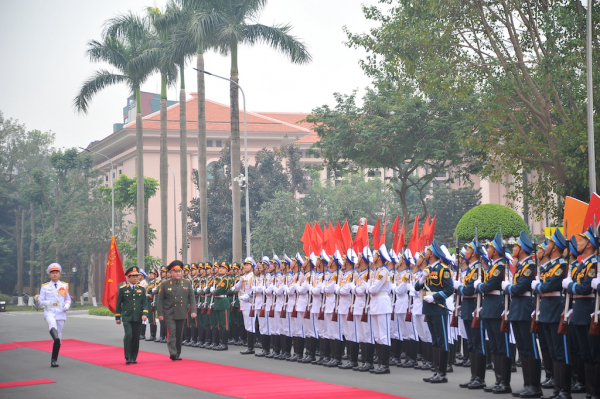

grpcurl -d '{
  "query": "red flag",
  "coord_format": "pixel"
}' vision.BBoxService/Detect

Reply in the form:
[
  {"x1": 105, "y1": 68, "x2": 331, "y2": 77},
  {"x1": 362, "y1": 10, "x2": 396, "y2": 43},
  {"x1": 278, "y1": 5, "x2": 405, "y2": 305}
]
[
  {"x1": 420, "y1": 214, "x2": 431, "y2": 246},
  {"x1": 323, "y1": 222, "x2": 335, "y2": 255},
  {"x1": 396, "y1": 217, "x2": 406, "y2": 253},
  {"x1": 391, "y1": 214, "x2": 400, "y2": 251},
  {"x1": 361, "y1": 218, "x2": 369, "y2": 248},
  {"x1": 333, "y1": 221, "x2": 344, "y2": 251},
  {"x1": 353, "y1": 218, "x2": 367, "y2": 253},
  {"x1": 407, "y1": 215, "x2": 420, "y2": 255},
  {"x1": 300, "y1": 223, "x2": 311, "y2": 256},
  {"x1": 371, "y1": 218, "x2": 381, "y2": 249},
  {"x1": 103, "y1": 236, "x2": 126, "y2": 314},
  {"x1": 341, "y1": 220, "x2": 352, "y2": 252},
  {"x1": 380, "y1": 218, "x2": 387, "y2": 248},
  {"x1": 426, "y1": 215, "x2": 437, "y2": 245}
]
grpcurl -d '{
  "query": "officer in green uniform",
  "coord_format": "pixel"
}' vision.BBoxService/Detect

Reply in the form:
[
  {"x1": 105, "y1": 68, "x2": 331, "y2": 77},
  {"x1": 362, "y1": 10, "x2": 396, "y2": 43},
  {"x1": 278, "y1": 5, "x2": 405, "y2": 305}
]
[
  {"x1": 201, "y1": 263, "x2": 217, "y2": 348},
  {"x1": 229, "y1": 263, "x2": 244, "y2": 345},
  {"x1": 145, "y1": 269, "x2": 159, "y2": 341},
  {"x1": 155, "y1": 266, "x2": 168, "y2": 343},
  {"x1": 115, "y1": 266, "x2": 150, "y2": 364},
  {"x1": 211, "y1": 262, "x2": 233, "y2": 351},
  {"x1": 157, "y1": 260, "x2": 197, "y2": 360}
]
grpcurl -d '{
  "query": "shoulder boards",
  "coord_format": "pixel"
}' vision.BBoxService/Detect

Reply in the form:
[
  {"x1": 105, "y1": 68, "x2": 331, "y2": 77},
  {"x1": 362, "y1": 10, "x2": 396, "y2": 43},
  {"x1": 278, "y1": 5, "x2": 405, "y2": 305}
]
[
  {"x1": 559, "y1": 258, "x2": 567, "y2": 264},
  {"x1": 592, "y1": 258, "x2": 598, "y2": 263},
  {"x1": 42, "y1": 282, "x2": 49, "y2": 286}
]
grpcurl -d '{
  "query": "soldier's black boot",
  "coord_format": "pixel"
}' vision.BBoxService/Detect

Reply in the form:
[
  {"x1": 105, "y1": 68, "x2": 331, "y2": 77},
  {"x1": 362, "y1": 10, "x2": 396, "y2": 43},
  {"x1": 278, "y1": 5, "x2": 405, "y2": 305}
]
[
  {"x1": 269, "y1": 334, "x2": 280, "y2": 359},
  {"x1": 571, "y1": 356, "x2": 585, "y2": 394},
  {"x1": 228, "y1": 324, "x2": 237, "y2": 345},
  {"x1": 325, "y1": 340, "x2": 342, "y2": 367},
  {"x1": 182, "y1": 326, "x2": 190, "y2": 345},
  {"x1": 353, "y1": 343, "x2": 366, "y2": 371},
  {"x1": 191, "y1": 326, "x2": 199, "y2": 346},
  {"x1": 431, "y1": 349, "x2": 449, "y2": 383},
  {"x1": 160, "y1": 323, "x2": 167, "y2": 343},
  {"x1": 593, "y1": 364, "x2": 600, "y2": 399},
  {"x1": 485, "y1": 354, "x2": 503, "y2": 392},
  {"x1": 214, "y1": 329, "x2": 228, "y2": 351},
  {"x1": 421, "y1": 342, "x2": 434, "y2": 371},
  {"x1": 196, "y1": 327, "x2": 205, "y2": 348},
  {"x1": 147, "y1": 324, "x2": 157, "y2": 341},
  {"x1": 358, "y1": 343, "x2": 375, "y2": 372},
  {"x1": 241, "y1": 332, "x2": 255, "y2": 354},
  {"x1": 461, "y1": 353, "x2": 477, "y2": 388},
  {"x1": 278, "y1": 335, "x2": 290, "y2": 360},
  {"x1": 256, "y1": 334, "x2": 270, "y2": 357},
  {"x1": 424, "y1": 347, "x2": 439, "y2": 382},
  {"x1": 339, "y1": 340, "x2": 355, "y2": 369},
  {"x1": 557, "y1": 362, "x2": 572, "y2": 399},
  {"x1": 50, "y1": 328, "x2": 60, "y2": 367},
  {"x1": 139, "y1": 323, "x2": 146, "y2": 340},
  {"x1": 239, "y1": 327, "x2": 247, "y2": 346},
  {"x1": 541, "y1": 351, "x2": 554, "y2": 389},
  {"x1": 521, "y1": 357, "x2": 543, "y2": 398},
  {"x1": 541, "y1": 361, "x2": 560, "y2": 399},
  {"x1": 392, "y1": 338, "x2": 402, "y2": 366},
  {"x1": 389, "y1": 339, "x2": 399, "y2": 366},
  {"x1": 447, "y1": 342, "x2": 455, "y2": 372},
  {"x1": 584, "y1": 362, "x2": 595, "y2": 399},
  {"x1": 284, "y1": 336, "x2": 293, "y2": 360},
  {"x1": 493, "y1": 355, "x2": 513, "y2": 394},
  {"x1": 401, "y1": 340, "x2": 417, "y2": 368},
  {"x1": 210, "y1": 327, "x2": 219, "y2": 350},
  {"x1": 513, "y1": 356, "x2": 530, "y2": 397},
  {"x1": 312, "y1": 338, "x2": 325, "y2": 364},
  {"x1": 373, "y1": 344, "x2": 391, "y2": 375},
  {"x1": 469, "y1": 352, "x2": 488, "y2": 389},
  {"x1": 295, "y1": 337, "x2": 306, "y2": 362}
]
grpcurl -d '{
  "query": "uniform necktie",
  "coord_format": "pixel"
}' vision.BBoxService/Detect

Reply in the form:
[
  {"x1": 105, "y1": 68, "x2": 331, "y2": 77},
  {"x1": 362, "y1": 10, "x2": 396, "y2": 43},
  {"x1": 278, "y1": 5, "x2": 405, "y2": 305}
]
[{"x1": 54, "y1": 283, "x2": 57, "y2": 288}]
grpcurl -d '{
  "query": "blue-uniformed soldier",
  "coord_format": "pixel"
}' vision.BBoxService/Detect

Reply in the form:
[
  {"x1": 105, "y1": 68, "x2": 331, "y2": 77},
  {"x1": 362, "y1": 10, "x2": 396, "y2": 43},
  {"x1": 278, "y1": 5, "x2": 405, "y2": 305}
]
[
  {"x1": 565, "y1": 227, "x2": 599, "y2": 398},
  {"x1": 474, "y1": 233, "x2": 512, "y2": 394},
  {"x1": 501, "y1": 231, "x2": 539, "y2": 397},
  {"x1": 416, "y1": 238, "x2": 454, "y2": 384},
  {"x1": 531, "y1": 228, "x2": 570, "y2": 399},
  {"x1": 115, "y1": 266, "x2": 149, "y2": 364},
  {"x1": 456, "y1": 240, "x2": 486, "y2": 390}
]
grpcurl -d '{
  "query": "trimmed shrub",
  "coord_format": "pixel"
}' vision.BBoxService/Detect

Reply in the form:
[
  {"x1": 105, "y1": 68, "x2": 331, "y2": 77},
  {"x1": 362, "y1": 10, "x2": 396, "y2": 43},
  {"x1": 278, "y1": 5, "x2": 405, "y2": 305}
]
[
  {"x1": 88, "y1": 308, "x2": 114, "y2": 317},
  {"x1": 0, "y1": 294, "x2": 10, "y2": 302},
  {"x1": 455, "y1": 204, "x2": 529, "y2": 241}
]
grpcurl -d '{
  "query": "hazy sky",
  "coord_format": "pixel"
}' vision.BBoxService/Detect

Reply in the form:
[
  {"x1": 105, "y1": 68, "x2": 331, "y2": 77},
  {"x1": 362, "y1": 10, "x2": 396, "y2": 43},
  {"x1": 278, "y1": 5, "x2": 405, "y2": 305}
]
[{"x1": 0, "y1": 0, "x2": 382, "y2": 149}]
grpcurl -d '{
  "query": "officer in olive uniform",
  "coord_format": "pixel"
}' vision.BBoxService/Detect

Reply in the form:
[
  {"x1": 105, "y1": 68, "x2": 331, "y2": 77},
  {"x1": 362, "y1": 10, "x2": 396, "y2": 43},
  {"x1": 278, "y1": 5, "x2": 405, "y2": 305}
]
[
  {"x1": 415, "y1": 238, "x2": 454, "y2": 384},
  {"x1": 115, "y1": 266, "x2": 150, "y2": 364},
  {"x1": 155, "y1": 266, "x2": 168, "y2": 343},
  {"x1": 157, "y1": 260, "x2": 197, "y2": 360}
]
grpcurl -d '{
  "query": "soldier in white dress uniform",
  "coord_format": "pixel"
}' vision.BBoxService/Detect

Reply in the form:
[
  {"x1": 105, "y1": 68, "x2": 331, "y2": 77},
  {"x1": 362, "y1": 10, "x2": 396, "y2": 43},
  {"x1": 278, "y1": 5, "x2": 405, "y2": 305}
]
[{"x1": 36, "y1": 263, "x2": 72, "y2": 367}]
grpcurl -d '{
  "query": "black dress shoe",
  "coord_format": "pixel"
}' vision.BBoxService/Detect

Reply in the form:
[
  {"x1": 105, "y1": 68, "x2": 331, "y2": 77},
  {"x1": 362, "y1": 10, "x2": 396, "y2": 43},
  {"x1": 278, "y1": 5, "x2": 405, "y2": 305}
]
[
  {"x1": 126, "y1": 359, "x2": 132, "y2": 364},
  {"x1": 402, "y1": 359, "x2": 417, "y2": 368},
  {"x1": 301, "y1": 355, "x2": 315, "y2": 363},
  {"x1": 447, "y1": 365, "x2": 454, "y2": 373},
  {"x1": 131, "y1": 360, "x2": 137, "y2": 364},
  {"x1": 571, "y1": 382, "x2": 586, "y2": 394},
  {"x1": 358, "y1": 363, "x2": 374, "y2": 372},
  {"x1": 51, "y1": 359, "x2": 59, "y2": 367},
  {"x1": 423, "y1": 373, "x2": 438, "y2": 382},
  {"x1": 540, "y1": 378, "x2": 554, "y2": 389},
  {"x1": 468, "y1": 377, "x2": 486, "y2": 390},
  {"x1": 519, "y1": 386, "x2": 543, "y2": 398},
  {"x1": 146, "y1": 336, "x2": 155, "y2": 341},
  {"x1": 154, "y1": 337, "x2": 161, "y2": 342},
  {"x1": 265, "y1": 352, "x2": 275, "y2": 359},
  {"x1": 430, "y1": 373, "x2": 448, "y2": 383},
  {"x1": 372, "y1": 365, "x2": 391, "y2": 374},
  {"x1": 493, "y1": 383, "x2": 512, "y2": 394},
  {"x1": 170, "y1": 355, "x2": 177, "y2": 361},
  {"x1": 139, "y1": 335, "x2": 145, "y2": 340},
  {"x1": 240, "y1": 348, "x2": 255, "y2": 355},
  {"x1": 324, "y1": 359, "x2": 341, "y2": 368},
  {"x1": 540, "y1": 388, "x2": 559, "y2": 399},
  {"x1": 485, "y1": 384, "x2": 499, "y2": 393},
  {"x1": 175, "y1": 356, "x2": 182, "y2": 360},
  {"x1": 462, "y1": 358, "x2": 471, "y2": 367},
  {"x1": 339, "y1": 361, "x2": 357, "y2": 370},
  {"x1": 460, "y1": 378, "x2": 475, "y2": 388},
  {"x1": 255, "y1": 351, "x2": 268, "y2": 357}
]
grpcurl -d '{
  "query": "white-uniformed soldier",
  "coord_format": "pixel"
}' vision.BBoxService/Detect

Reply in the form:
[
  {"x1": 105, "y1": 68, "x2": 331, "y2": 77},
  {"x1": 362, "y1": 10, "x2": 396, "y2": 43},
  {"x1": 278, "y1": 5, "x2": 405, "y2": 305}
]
[
  {"x1": 237, "y1": 257, "x2": 257, "y2": 355},
  {"x1": 37, "y1": 263, "x2": 72, "y2": 367},
  {"x1": 352, "y1": 246, "x2": 375, "y2": 372},
  {"x1": 338, "y1": 248, "x2": 359, "y2": 369}
]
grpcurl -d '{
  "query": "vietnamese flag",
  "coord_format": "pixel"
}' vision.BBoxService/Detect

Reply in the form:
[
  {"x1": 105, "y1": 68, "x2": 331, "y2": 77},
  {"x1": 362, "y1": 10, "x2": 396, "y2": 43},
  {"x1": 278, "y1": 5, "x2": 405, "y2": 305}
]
[
  {"x1": 421, "y1": 214, "x2": 431, "y2": 246},
  {"x1": 407, "y1": 215, "x2": 420, "y2": 255},
  {"x1": 426, "y1": 215, "x2": 437, "y2": 244},
  {"x1": 396, "y1": 217, "x2": 406, "y2": 253},
  {"x1": 341, "y1": 220, "x2": 353, "y2": 251},
  {"x1": 300, "y1": 223, "x2": 311, "y2": 256},
  {"x1": 380, "y1": 218, "x2": 387, "y2": 248},
  {"x1": 103, "y1": 236, "x2": 126, "y2": 314}
]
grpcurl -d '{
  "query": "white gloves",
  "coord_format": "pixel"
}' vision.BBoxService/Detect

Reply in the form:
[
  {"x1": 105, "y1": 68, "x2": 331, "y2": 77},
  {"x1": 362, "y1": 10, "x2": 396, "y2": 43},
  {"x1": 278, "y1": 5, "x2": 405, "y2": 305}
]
[
  {"x1": 418, "y1": 273, "x2": 427, "y2": 285},
  {"x1": 561, "y1": 277, "x2": 572, "y2": 290},
  {"x1": 408, "y1": 285, "x2": 416, "y2": 295},
  {"x1": 592, "y1": 277, "x2": 600, "y2": 290},
  {"x1": 531, "y1": 279, "x2": 540, "y2": 291},
  {"x1": 63, "y1": 303, "x2": 70, "y2": 311},
  {"x1": 424, "y1": 295, "x2": 434, "y2": 303},
  {"x1": 42, "y1": 300, "x2": 50, "y2": 307},
  {"x1": 210, "y1": 287, "x2": 215, "y2": 293},
  {"x1": 473, "y1": 279, "x2": 481, "y2": 289},
  {"x1": 453, "y1": 280, "x2": 461, "y2": 290},
  {"x1": 240, "y1": 294, "x2": 250, "y2": 302},
  {"x1": 501, "y1": 281, "x2": 510, "y2": 291}
]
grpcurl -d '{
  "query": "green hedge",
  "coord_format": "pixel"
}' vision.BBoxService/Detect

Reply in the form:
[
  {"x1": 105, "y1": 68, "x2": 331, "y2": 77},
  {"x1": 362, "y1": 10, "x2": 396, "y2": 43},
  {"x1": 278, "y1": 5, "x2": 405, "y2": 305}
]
[
  {"x1": 0, "y1": 294, "x2": 10, "y2": 303},
  {"x1": 455, "y1": 204, "x2": 529, "y2": 241},
  {"x1": 88, "y1": 308, "x2": 115, "y2": 317}
]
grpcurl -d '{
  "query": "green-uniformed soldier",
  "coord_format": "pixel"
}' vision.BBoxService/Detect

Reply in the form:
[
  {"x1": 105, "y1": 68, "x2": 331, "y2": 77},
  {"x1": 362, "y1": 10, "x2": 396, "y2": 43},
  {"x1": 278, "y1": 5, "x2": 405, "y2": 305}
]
[
  {"x1": 155, "y1": 266, "x2": 168, "y2": 342},
  {"x1": 156, "y1": 260, "x2": 197, "y2": 360},
  {"x1": 229, "y1": 263, "x2": 243, "y2": 345},
  {"x1": 210, "y1": 262, "x2": 234, "y2": 351},
  {"x1": 115, "y1": 266, "x2": 150, "y2": 364},
  {"x1": 201, "y1": 263, "x2": 216, "y2": 348},
  {"x1": 145, "y1": 269, "x2": 159, "y2": 341}
]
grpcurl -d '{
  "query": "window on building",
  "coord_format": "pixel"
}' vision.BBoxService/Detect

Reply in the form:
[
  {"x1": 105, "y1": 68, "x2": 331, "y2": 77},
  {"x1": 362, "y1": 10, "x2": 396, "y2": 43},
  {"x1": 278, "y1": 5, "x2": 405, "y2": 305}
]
[
  {"x1": 119, "y1": 169, "x2": 122, "y2": 175},
  {"x1": 207, "y1": 140, "x2": 213, "y2": 147},
  {"x1": 216, "y1": 140, "x2": 222, "y2": 147},
  {"x1": 105, "y1": 175, "x2": 109, "y2": 182},
  {"x1": 437, "y1": 171, "x2": 447, "y2": 178}
]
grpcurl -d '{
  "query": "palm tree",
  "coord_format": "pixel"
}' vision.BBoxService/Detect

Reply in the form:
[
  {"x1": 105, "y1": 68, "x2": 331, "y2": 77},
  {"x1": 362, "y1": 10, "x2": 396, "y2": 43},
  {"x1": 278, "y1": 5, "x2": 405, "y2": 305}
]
[
  {"x1": 159, "y1": 0, "x2": 225, "y2": 263},
  {"x1": 74, "y1": 12, "x2": 156, "y2": 270},
  {"x1": 213, "y1": 0, "x2": 312, "y2": 261}
]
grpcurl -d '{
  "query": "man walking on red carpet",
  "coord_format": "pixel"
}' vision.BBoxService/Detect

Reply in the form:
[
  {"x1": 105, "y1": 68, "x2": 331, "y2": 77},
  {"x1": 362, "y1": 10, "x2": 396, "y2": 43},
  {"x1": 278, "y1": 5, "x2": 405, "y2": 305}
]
[
  {"x1": 157, "y1": 260, "x2": 197, "y2": 360},
  {"x1": 115, "y1": 266, "x2": 149, "y2": 364}
]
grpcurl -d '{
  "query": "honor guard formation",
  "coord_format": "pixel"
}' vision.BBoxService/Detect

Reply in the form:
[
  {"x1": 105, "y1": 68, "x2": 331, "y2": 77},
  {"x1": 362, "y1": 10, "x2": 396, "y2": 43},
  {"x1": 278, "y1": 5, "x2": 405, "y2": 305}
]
[{"x1": 36, "y1": 225, "x2": 600, "y2": 399}]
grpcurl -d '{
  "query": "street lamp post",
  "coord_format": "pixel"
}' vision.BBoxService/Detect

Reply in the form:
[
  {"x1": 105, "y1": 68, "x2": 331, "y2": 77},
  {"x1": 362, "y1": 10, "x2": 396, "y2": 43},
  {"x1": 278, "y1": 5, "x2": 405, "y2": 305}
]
[
  {"x1": 168, "y1": 164, "x2": 178, "y2": 260},
  {"x1": 587, "y1": 0, "x2": 596, "y2": 196},
  {"x1": 79, "y1": 147, "x2": 114, "y2": 236},
  {"x1": 193, "y1": 68, "x2": 251, "y2": 257}
]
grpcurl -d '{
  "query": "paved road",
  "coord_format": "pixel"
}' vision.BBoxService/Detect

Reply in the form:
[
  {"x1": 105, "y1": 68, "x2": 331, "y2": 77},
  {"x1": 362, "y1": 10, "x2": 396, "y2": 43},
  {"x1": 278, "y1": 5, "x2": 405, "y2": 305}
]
[{"x1": 0, "y1": 310, "x2": 588, "y2": 399}]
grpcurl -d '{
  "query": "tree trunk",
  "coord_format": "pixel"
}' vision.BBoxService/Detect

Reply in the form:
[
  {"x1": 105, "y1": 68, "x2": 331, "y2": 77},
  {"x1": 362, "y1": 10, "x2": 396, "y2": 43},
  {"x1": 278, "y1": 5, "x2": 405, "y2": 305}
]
[
  {"x1": 29, "y1": 202, "x2": 35, "y2": 306},
  {"x1": 230, "y1": 40, "x2": 242, "y2": 263},
  {"x1": 180, "y1": 63, "x2": 188, "y2": 264},
  {"x1": 197, "y1": 52, "x2": 208, "y2": 262},
  {"x1": 39, "y1": 242, "x2": 50, "y2": 288},
  {"x1": 16, "y1": 208, "x2": 24, "y2": 305},
  {"x1": 160, "y1": 73, "x2": 169, "y2": 264},
  {"x1": 145, "y1": 198, "x2": 150, "y2": 259},
  {"x1": 88, "y1": 252, "x2": 96, "y2": 306},
  {"x1": 135, "y1": 87, "x2": 145, "y2": 270}
]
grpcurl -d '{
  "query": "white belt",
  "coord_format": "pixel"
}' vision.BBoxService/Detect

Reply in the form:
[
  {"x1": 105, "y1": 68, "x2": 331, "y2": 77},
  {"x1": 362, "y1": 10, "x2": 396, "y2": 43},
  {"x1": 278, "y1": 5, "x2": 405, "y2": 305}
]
[
  {"x1": 514, "y1": 292, "x2": 532, "y2": 297},
  {"x1": 463, "y1": 295, "x2": 477, "y2": 298},
  {"x1": 486, "y1": 290, "x2": 502, "y2": 295},
  {"x1": 374, "y1": 292, "x2": 389, "y2": 296},
  {"x1": 214, "y1": 295, "x2": 227, "y2": 298}
]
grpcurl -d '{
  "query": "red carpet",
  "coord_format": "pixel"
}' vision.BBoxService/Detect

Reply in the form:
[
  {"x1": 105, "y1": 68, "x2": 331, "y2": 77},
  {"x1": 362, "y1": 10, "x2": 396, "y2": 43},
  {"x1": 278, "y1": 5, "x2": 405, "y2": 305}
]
[
  {"x1": 0, "y1": 379, "x2": 55, "y2": 388},
  {"x1": 3, "y1": 340, "x2": 407, "y2": 399}
]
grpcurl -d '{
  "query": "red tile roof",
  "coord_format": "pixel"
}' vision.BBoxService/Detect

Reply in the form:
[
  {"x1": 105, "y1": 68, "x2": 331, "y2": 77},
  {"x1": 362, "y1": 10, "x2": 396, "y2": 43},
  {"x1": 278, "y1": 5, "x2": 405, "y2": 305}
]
[{"x1": 124, "y1": 96, "x2": 310, "y2": 134}]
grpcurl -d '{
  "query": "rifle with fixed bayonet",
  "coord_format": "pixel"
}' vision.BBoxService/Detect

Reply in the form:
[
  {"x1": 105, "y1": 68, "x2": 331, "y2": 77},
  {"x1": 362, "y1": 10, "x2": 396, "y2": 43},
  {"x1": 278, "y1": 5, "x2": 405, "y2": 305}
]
[
  {"x1": 558, "y1": 221, "x2": 571, "y2": 335},
  {"x1": 451, "y1": 232, "x2": 461, "y2": 328},
  {"x1": 591, "y1": 219, "x2": 600, "y2": 336},
  {"x1": 472, "y1": 227, "x2": 482, "y2": 329},
  {"x1": 500, "y1": 227, "x2": 510, "y2": 333}
]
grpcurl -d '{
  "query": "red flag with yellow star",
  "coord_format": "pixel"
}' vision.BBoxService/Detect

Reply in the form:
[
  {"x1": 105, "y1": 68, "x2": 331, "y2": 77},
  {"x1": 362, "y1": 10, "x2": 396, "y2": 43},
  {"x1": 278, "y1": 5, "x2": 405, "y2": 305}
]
[{"x1": 102, "y1": 236, "x2": 126, "y2": 314}]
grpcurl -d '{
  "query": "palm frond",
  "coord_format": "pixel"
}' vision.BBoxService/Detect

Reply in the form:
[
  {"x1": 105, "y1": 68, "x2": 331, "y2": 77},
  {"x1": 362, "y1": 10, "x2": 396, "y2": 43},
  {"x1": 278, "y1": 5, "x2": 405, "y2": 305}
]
[
  {"x1": 243, "y1": 23, "x2": 312, "y2": 64},
  {"x1": 103, "y1": 11, "x2": 151, "y2": 44},
  {"x1": 73, "y1": 70, "x2": 130, "y2": 113},
  {"x1": 86, "y1": 39, "x2": 128, "y2": 71}
]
